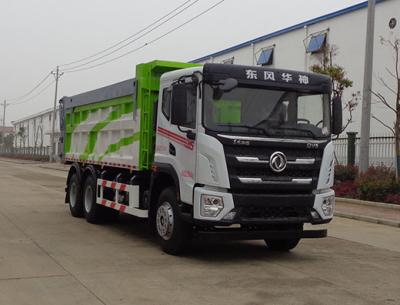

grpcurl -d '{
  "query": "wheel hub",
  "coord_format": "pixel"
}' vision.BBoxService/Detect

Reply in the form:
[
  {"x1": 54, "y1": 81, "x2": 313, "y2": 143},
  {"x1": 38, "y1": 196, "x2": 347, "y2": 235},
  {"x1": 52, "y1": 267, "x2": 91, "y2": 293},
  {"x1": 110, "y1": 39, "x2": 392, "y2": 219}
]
[
  {"x1": 70, "y1": 182, "x2": 77, "y2": 208},
  {"x1": 84, "y1": 186, "x2": 93, "y2": 213},
  {"x1": 156, "y1": 202, "x2": 174, "y2": 240}
]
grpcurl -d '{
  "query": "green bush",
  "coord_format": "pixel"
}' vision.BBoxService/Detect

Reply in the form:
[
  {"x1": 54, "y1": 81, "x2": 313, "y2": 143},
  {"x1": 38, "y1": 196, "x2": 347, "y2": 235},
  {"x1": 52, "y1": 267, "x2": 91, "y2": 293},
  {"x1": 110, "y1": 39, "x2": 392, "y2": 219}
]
[
  {"x1": 356, "y1": 166, "x2": 400, "y2": 202},
  {"x1": 334, "y1": 164, "x2": 358, "y2": 183},
  {"x1": 333, "y1": 180, "x2": 359, "y2": 198}
]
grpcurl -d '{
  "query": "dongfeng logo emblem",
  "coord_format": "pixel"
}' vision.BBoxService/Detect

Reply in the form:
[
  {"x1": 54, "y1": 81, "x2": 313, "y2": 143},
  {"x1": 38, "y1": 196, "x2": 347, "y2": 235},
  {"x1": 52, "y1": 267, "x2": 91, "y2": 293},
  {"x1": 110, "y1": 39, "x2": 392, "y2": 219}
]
[{"x1": 269, "y1": 152, "x2": 287, "y2": 173}]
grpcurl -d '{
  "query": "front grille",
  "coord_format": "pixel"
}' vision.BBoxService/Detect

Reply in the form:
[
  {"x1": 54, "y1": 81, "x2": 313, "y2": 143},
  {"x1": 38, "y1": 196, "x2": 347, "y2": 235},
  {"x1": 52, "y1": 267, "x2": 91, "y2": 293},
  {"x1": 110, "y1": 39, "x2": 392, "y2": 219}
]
[
  {"x1": 227, "y1": 162, "x2": 317, "y2": 178},
  {"x1": 224, "y1": 145, "x2": 322, "y2": 158},
  {"x1": 223, "y1": 143, "x2": 323, "y2": 193}
]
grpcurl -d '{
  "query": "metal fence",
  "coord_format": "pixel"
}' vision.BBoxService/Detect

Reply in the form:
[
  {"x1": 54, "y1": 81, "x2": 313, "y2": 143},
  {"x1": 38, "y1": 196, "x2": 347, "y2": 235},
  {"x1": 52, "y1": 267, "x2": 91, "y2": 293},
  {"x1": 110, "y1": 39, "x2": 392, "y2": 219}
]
[
  {"x1": 0, "y1": 146, "x2": 51, "y2": 161},
  {"x1": 333, "y1": 135, "x2": 396, "y2": 167}
]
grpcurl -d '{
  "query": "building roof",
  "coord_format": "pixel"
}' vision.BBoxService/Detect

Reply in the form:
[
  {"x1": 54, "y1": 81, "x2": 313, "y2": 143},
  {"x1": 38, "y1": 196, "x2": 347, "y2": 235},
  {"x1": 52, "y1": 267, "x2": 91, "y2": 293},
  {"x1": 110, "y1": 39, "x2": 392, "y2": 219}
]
[
  {"x1": 0, "y1": 126, "x2": 14, "y2": 134},
  {"x1": 11, "y1": 106, "x2": 59, "y2": 124},
  {"x1": 192, "y1": 0, "x2": 387, "y2": 63}
]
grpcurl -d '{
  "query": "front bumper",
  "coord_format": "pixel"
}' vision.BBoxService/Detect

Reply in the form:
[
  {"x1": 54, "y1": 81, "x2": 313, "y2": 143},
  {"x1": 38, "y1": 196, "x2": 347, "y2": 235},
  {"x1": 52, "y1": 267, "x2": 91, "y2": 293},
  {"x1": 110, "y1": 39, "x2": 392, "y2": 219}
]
[
  {"x1": 193, "y1": 186, "x2": 335, "y2": 226},
  {"x1": 194, "y1": 228, "x2": 327, "y2": 241}
]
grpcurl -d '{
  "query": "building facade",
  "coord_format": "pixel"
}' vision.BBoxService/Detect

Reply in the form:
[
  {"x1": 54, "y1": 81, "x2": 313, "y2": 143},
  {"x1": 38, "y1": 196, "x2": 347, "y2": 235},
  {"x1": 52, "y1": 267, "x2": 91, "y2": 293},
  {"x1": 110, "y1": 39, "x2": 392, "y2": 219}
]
[
  {"x1": 11, "y1": 107, "x2": 60, "y2": 155},
  {"x1": 193, "y1": 0, "x2": 400, "y2": 136}
]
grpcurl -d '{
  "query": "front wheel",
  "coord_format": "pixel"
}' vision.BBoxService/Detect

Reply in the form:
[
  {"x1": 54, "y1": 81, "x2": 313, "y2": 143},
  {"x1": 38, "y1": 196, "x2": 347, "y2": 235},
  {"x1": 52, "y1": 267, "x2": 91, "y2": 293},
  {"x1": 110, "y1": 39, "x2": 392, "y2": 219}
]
[
  {"x1": 265, "y1": 238, "x2": 300, "y2": 251},
  {"x1": 155, "y1": 187, "x2": 191, "y2": 255}
]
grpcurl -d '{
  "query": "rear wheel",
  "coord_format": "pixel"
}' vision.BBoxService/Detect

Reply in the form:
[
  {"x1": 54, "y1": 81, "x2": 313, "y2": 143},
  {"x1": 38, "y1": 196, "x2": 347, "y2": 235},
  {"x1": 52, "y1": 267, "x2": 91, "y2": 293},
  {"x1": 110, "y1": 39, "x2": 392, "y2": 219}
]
[
  {"x1": 83, "y1": 175, "x2": 104, "y2": 223},
  {"x1": 155, "y1": 187, "x2": 191, "y2": 255},
  {"x1": 265, "y1": 238, "x2": 300, "y2": 251},
  {"x1": 68, "y1": 173, "x2": 83, "y2": 217}
]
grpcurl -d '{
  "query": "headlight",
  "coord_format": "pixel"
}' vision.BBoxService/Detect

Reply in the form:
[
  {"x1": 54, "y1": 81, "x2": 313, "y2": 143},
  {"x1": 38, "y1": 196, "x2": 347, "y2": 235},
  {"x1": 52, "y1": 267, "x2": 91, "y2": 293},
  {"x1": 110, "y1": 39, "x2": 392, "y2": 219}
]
[
  {"x1": 200, "y1": 195, "x2": 224, "y2": 217},
  {"x1": 321, "y1": 195, "x2": 335, "y2": 216}
]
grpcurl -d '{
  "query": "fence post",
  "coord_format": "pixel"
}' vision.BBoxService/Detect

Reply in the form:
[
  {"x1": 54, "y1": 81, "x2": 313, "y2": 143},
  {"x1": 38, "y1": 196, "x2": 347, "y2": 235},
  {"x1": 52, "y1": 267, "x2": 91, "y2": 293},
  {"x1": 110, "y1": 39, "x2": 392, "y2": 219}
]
[{"x1": 347, "y1": 132, "x2": 357, "y2": 166}]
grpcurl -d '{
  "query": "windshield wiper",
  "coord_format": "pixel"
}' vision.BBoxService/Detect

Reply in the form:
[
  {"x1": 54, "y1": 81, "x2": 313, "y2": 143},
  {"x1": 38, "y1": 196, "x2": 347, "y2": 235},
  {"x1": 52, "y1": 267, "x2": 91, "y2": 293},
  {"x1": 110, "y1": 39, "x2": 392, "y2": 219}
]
[
  {"x1": 252, "y1": 119, "x2": 317, "y2": 138},
  {"x1": 252, "y1": 118, "x2": 271, "y2": 128},
  {"x1": 217, "y1": 124, "x2": 268, "y2": 135},
  {"x1": 269, "y1": 125, "x2": 315, "y2": 138},
  {"x1": 241, "y1": 125, "x2": 269, "y2": 135}
]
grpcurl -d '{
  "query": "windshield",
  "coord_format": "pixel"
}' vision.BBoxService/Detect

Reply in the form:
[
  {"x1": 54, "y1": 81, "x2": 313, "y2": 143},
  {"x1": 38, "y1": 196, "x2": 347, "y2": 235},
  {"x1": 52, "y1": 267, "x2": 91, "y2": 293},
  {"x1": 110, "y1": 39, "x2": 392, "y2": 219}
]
[{"x1": 203, "y1": 84, "x2": 331, "y2": 139}]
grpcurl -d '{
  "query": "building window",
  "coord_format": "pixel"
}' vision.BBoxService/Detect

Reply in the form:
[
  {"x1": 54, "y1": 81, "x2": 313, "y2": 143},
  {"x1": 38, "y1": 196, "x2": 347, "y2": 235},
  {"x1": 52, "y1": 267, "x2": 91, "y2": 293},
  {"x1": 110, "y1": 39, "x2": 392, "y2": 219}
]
[
  {"x1": 257, "y1": 47, "x2": 274, "y2": 66},
  {"x1": 306, "y1": 33, "x2": 327, "y2": 53},
  {"x1": 222, "y1": 57, "x2": 234, "y2": 64}
]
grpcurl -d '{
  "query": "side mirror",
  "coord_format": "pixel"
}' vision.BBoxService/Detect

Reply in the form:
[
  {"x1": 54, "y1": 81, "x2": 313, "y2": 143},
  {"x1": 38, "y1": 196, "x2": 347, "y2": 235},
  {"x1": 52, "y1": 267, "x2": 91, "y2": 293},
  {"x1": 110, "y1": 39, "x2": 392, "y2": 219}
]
[
  {"x1": 331, "y1": 96, "x2": 343, "y2": 135},
  {"x1": 171, "y1": 84, "x2": 189, "y2": 126},
  {"x1": 213, "y1": 88, "x2": 224, "y2": 100},
  {"x1": 213, "y1": 78, "x2": 238, "y2": 100},
  {"x1": 219, "y1": 78, "x2": 238, "y2": 92}
]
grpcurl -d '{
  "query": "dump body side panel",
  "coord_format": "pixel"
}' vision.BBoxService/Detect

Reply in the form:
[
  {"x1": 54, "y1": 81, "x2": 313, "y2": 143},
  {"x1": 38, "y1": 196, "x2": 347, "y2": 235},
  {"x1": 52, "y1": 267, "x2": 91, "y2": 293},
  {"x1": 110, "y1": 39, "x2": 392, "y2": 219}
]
[{"x1": 63, "y1": 92, "x2": 140, "y2": 169}]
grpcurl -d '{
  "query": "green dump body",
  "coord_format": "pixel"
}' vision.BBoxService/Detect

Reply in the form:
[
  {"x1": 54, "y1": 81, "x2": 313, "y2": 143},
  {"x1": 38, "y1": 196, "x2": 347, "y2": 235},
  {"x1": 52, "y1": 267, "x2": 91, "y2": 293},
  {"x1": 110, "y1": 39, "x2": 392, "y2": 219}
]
[{"x1": 61, "y1": 60, "x2": 199, "y2": 171}]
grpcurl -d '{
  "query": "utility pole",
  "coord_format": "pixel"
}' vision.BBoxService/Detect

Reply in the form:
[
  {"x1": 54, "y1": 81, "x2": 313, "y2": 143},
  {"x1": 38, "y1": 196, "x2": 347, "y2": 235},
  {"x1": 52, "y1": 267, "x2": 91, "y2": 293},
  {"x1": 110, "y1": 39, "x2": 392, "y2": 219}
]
[
  {"x1": 50, "y1": 66, "x2": 63, "y2": 162},
  {"x1": 359, "y1": 0, "x2": 376, "y2": 172},
  {"x1": 1, "y1": 100, "x2": 9, "y2": 127}
]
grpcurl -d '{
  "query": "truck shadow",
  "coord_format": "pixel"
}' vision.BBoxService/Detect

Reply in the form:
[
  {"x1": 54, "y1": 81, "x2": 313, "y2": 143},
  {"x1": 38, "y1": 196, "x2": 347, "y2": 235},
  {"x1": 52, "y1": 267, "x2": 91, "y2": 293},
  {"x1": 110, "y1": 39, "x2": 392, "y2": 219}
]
[
  {"x1": 104, "y1": 213, "x2": 154, "y2": 240},
  {"x1": 186, "y1": 241, "x2": 315, "y2": 263},
  {"x1": 104, "y1": 214, "x2": 317, "y2": 263}
]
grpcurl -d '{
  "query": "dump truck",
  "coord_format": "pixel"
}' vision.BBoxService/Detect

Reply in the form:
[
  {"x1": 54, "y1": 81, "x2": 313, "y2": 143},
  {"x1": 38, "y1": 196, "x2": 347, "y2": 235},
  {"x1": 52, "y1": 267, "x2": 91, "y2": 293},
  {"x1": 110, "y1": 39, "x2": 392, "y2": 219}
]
[{"x1": 59, "y1": 60, "x2": 342, "y2": 254}]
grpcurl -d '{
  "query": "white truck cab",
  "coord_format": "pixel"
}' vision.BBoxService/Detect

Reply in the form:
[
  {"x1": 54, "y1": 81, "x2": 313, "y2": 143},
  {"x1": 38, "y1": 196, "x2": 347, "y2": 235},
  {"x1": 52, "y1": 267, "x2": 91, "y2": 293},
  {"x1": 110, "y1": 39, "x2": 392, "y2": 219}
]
[{"x1": 150, "y1": 63, "x2": 341, "y2": 252}]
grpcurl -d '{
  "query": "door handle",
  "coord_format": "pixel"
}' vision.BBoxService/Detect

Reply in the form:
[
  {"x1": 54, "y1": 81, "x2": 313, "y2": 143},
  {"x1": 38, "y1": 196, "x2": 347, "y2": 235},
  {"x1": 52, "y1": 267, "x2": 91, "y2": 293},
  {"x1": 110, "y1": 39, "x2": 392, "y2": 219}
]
[
  {"x1": 169, "y1": 143, "x2": 176, "y2": 156},
  {"x1": 186, "y1": 130, "x2": 196, "y2": 140}
]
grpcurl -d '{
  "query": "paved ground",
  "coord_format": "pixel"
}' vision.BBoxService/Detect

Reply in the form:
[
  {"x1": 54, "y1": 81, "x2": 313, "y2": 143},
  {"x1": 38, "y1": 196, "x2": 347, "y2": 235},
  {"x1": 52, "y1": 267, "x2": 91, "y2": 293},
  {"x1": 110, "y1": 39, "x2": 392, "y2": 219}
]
[{"x1": 0, "y1": 158, "x2": 399, "y2": 305}]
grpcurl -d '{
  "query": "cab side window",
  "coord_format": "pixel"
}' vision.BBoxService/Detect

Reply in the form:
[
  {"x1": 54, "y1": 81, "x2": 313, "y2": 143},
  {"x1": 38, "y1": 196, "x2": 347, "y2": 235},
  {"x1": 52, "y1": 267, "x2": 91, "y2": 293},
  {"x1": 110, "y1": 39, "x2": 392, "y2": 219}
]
[{"x1": 162, "y1": 88, "x2": 171, "y2": 120}]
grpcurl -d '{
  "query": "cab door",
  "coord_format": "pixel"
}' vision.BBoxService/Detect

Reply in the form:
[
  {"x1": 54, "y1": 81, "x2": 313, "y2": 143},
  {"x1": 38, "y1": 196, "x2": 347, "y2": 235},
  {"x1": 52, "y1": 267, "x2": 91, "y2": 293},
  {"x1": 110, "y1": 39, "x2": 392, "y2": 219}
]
[{"x1": 154, "y1": 82, "x2": 198, "y2": 205}]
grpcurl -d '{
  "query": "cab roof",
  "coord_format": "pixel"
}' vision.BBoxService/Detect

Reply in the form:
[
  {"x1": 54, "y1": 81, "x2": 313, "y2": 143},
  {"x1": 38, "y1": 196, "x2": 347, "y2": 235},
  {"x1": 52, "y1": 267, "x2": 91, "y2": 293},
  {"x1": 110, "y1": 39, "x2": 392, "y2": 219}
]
[{"x1": 203, "y1": 63, "x2": 331, "y2": 93}]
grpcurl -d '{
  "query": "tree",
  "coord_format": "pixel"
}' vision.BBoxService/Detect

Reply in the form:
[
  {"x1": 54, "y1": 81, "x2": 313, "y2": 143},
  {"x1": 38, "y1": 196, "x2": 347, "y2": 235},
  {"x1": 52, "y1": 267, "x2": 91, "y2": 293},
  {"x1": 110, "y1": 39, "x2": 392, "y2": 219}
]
[
  {"x1": 17, "y1": 126, "x2": 26, "y2": 148},
  {"x1": 0, "y1": 131, "x2": 3, "y2": 146},
  {"x1": 310, "y1": 44, "x2": 359, "y2": 135},
  {"x1": 4, "y1": 134, "x2": 14, "y2": 149},
  {"x1": 371, "y1": 36, "x2": 400, "y2": 178}
]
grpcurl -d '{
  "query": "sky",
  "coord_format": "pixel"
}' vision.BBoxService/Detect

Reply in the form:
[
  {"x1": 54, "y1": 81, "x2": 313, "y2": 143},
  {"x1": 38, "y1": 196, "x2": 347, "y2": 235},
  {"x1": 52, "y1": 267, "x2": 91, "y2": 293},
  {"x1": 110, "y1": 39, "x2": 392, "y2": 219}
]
[{"x1": 0, "y1": 0, "x2": 364, "y2": 125}]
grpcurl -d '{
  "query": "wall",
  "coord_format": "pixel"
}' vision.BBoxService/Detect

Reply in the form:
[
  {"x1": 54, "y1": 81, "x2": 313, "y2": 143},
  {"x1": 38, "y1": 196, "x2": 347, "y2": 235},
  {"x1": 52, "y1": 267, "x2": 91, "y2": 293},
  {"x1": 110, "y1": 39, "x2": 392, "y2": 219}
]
[{"x1": 12, "y1": 108, "x2": 60, "y2": 154}]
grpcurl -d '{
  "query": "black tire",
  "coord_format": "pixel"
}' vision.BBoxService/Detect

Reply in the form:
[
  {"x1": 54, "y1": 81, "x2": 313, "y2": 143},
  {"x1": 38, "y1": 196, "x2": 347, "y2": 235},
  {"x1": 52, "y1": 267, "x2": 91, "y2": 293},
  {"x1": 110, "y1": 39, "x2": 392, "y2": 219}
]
[
  {"x1": 68, "y1": 173, "x2": 84, "y2": 217},
  {"x1": 83, "y1": 175, "x2": 105, "y2": 223},
  {"x1": 155, "y1": 187, "x2": 191, "y2": 255},
  {"x1": 265, "y1": 238, "x2": 300, "y2": 251}
]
